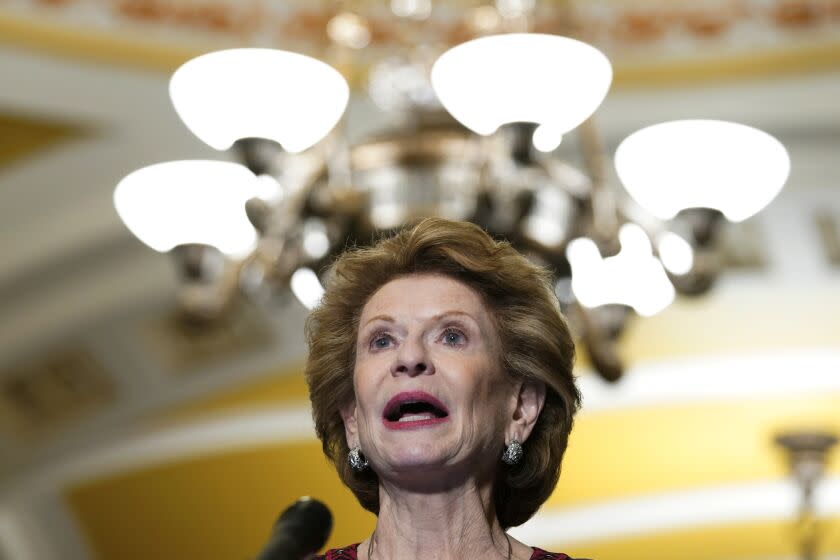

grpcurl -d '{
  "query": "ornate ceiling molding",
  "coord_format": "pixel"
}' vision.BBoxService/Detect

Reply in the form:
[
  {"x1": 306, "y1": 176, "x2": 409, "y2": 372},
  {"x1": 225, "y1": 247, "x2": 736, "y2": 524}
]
[{"x1": 1, "y1": 1, "x2": 839, "y2": 85}]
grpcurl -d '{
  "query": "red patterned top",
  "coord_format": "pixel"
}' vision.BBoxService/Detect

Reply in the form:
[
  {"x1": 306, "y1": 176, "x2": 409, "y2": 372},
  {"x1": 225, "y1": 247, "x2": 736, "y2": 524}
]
[{"x1": 314, "y1": 543, "x2": 570, "y2": 559}]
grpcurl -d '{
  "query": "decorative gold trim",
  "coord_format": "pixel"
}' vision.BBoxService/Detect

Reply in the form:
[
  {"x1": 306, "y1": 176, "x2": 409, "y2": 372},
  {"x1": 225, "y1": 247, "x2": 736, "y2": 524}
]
[
  {"x1": 0, "y1": 112, "x2": 86, "y2": 169},
  {"x1": 614, "y1": 41, "x2": 840, "y2": 88},
  {"x1": 0, "y1": 12, "x2": 198, "y2": 72},
  {"x1": 2, "y1": 10, "x2": 840, "y2": 86}
]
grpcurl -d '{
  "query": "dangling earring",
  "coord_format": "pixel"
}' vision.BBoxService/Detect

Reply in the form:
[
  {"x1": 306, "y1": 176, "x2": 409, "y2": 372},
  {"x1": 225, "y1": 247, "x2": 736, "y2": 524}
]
[
  {"x1": 501, "y1": 439, "x2": 523, "y2": 465},
  {"x1": 348, "y1": 446, "x2": 369, "y2": 471}
]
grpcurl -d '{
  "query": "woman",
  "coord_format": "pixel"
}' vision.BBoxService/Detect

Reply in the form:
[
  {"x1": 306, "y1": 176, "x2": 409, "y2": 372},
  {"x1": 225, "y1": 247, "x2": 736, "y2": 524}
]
[{"x1": 305, "y1": 218, "x2": 581, "y2": 559}]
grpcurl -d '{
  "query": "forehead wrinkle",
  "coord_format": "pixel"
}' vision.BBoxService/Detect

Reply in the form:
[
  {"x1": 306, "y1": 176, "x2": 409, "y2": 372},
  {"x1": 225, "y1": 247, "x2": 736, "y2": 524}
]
[
  {"x1": 361, "y1": 313, "x2": 395, "y2": 328},
  {"x1": 357, "y1": 275, "x2": 500, "y2": 347},
  {"x1": 361, "y1": 309, "x2": 481, "y2": 330}
]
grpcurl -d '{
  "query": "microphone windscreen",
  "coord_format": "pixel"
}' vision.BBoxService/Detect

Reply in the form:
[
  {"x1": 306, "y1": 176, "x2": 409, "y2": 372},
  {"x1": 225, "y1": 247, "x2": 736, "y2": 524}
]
[{"x1": 256, "y1": 497, "x2": 333, "y2": 560}]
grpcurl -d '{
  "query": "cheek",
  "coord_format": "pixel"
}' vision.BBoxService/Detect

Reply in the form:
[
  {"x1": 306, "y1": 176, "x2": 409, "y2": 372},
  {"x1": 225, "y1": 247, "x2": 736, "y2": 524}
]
[
  {"x1": 353, "y1": 360, "x2": 382, "y2": 422},
  {"x1": 479, "y1": 371, "x2": 515, "y2": 423},
  {"x1": 353, "y1": 352, "x2": 375, "y2": 390},
  {"x1": 453, "y1": 359, "x2": 508, "y2": 417}
]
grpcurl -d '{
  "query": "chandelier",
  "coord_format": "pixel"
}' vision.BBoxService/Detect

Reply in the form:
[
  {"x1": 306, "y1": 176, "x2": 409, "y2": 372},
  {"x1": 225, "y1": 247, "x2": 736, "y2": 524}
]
[{"x1": 112, "y1": 9, "x2": 790, "y2": 382}]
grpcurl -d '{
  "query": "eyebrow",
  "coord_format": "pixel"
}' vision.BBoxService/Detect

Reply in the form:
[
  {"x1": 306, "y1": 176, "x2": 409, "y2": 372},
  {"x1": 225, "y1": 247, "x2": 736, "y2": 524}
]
[{"x1": 362, "y1": 310, "x2": 477, "y2": 328}]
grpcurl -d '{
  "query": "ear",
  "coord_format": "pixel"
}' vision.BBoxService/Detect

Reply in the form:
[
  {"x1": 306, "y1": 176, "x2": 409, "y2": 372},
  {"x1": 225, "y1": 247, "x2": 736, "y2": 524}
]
[
  {"x1": 339, "y1": 400, "x2": 359, "y2": 448},
  {"x1": 508, "y1": 380, "x2": 546, "y2": 444}
]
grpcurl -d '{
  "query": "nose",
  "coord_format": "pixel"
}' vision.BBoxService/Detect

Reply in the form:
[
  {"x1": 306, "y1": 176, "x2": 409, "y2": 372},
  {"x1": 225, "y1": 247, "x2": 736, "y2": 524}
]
[{"x1": 390, "y1": 334, "x2": 435, "y2": 377}]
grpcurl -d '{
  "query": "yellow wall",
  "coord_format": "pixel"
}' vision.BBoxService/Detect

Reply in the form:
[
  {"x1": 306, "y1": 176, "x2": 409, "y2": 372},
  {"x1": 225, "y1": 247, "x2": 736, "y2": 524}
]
[
  {"x1": 63, "y1": 383, "x2": 840, "y2": 559},
  {"x1": 66, "y1": 442, "x2": 375, "y2": 560},
  {"x1": 61, "y1": 290, "x2": 840, "y2": 559}
]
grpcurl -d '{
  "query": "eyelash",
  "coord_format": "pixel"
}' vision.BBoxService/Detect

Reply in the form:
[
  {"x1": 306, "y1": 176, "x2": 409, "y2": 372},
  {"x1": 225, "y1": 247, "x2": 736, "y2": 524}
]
[
  {"x1": 367, "y1": 326, "x2": 468, "y2": 350},
  {"x1": 441, "y1": 327, "x2": 467, "y2": 346},
  {"x1": 369, "y1": 330, "x2": 393, "y2": 350}
]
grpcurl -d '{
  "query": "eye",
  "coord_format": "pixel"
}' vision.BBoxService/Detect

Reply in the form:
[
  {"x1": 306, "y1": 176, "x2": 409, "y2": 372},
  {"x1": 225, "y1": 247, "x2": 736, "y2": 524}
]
[
  {"x1": 441, "y1": 327, "x2": 467, "y2": 347},
  {"x1": 369, "y1": 331, "x2": 394, "y2": 350}
]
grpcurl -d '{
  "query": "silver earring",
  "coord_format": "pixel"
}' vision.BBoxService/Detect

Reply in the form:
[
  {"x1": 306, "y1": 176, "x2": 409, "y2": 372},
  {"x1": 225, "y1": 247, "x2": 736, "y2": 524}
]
[
  {"x1": 348, "y1": 446, "x2": 369, "y2": 471},
  {"x1": 501, "y1": 439, "x2": 523, "y2": 465}
]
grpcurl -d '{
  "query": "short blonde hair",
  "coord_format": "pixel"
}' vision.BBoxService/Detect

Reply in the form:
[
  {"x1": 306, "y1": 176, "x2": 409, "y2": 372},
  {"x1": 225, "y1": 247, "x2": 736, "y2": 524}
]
[{"x1": 305, "y1": 218, "x2": 580, "y2": 528}]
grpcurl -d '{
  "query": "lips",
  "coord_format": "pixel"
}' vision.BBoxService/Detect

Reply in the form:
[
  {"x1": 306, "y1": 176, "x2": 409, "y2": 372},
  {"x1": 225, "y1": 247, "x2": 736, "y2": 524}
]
[{"x1": 382, "y1": 391, "x2": 450, "y2": 430}]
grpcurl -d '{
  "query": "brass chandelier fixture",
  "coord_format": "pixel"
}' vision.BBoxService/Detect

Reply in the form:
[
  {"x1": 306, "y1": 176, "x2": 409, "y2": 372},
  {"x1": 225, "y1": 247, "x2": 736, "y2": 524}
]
[{"x1": 113, "y1": 4, "x2": 790, "y2": 382}]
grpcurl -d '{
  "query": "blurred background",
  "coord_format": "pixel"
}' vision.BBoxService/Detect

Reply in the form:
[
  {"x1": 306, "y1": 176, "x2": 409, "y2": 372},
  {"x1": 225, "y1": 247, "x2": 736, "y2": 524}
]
[{"x1": 0, "y1": 0, "x2": 839, "y2": 559}]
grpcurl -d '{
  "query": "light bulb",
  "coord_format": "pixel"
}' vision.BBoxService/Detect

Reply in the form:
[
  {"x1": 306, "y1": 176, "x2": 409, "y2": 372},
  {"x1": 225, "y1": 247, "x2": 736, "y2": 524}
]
[
  {"x1": 290, "y1": 267, "x2": 325, "y2": 310},
  {"x1": 567, "y1": 224, "x2": 675, "y2": 316},
  {"x1": 531, "y1": 123, "x2": 564, "y2": 152},
  {"x1": 657, "y1": 231, "x2": 694, "y2": 275}
]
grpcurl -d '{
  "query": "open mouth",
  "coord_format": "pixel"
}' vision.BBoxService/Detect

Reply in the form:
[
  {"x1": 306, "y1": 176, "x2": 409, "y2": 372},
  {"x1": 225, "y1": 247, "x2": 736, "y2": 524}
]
[{"x1": 383, "y1": 391, "x2": 449, "y2": 427}]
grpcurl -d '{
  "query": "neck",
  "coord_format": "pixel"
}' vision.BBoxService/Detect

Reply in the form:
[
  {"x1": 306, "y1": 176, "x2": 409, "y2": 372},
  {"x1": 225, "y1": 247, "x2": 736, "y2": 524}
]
[{"x1": 364, "y1": 473, "x2": 511, "y2": 560}]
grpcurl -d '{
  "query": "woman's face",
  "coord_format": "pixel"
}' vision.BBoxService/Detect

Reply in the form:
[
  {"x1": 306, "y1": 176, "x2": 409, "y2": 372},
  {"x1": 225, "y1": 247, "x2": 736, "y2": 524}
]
[{"x1": 343, "y1": 273, "x2": 520, "y2": 482}]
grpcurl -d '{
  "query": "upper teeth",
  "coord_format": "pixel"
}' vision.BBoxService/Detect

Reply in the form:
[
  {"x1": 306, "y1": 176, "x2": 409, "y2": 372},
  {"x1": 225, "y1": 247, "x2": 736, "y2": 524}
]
[{"x1": 398, "y1": 413, "x2": 434, "y2": 422}]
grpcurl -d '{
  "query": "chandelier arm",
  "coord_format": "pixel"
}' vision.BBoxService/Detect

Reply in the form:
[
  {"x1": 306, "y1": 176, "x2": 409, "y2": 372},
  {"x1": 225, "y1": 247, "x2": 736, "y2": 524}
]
[
  {"x1": 476, "y1": 135, "x2": 503, "y2": 222},
  {"x1": 323, "y1": 120, "x2": 354, "y2": 194},
  {"x1": 261, "y1": 150, "x2": 329, "y2": 241},
  {"x1": 575, "y1": 302, "x2": 625, "y2": 383},
  {"x1": 578, "y1": 117, "x2": 619, "y2": 243}
]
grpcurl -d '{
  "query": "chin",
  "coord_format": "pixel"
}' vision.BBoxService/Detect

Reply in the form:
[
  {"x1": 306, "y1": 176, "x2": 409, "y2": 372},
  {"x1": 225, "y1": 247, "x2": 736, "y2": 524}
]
[{"x1": 385, "y1": 442, "x2": 449, "y2": 470}]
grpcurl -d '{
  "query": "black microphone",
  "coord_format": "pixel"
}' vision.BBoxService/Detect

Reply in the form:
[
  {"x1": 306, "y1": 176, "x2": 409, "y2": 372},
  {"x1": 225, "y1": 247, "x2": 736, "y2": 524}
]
[{"x1": 256, "y1": 497, "x2": 333, "y2": 560}]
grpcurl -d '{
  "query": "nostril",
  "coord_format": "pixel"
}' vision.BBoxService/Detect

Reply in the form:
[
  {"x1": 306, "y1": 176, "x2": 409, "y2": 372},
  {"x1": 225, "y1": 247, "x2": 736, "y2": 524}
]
[
  {"x1": 391, "y1": 360, "x2": 432, "y2": 376},
  {"x1": 412, "y1": 362, "x2": 428, "y2": 375}
]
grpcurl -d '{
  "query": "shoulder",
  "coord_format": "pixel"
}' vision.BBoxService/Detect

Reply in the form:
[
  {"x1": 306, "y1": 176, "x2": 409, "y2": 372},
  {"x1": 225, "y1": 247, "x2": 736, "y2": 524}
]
[
  {"x1": 530, "y1": 547, "x2": 575, "y2": 559},
  {"x1": 312, "y1": 543, "x2": 360, "y2": 560}
]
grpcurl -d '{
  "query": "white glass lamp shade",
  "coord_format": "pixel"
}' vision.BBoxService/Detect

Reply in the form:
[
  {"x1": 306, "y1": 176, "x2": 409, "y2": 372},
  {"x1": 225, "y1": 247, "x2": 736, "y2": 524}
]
[
  {"x1": 430, "y1": 33, "x2": 612, "y2": 151},
  {"x1": 114, "y1": 160, "x2": 263, "y2": 257},
  {"x1": 170, "y1": 48, "x2": 349, "y2": 153},
  {"x1": 567, "y1": 224, "x2": 675, "y2": 317},
  {"x1": 614, "y1": 120, "x2": 790, "y2": 222}
]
